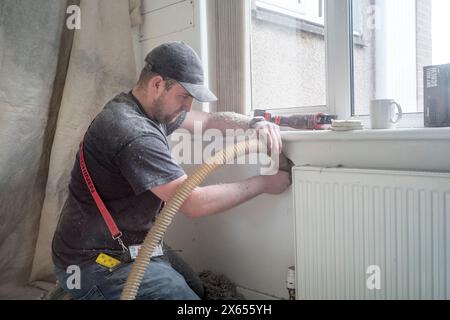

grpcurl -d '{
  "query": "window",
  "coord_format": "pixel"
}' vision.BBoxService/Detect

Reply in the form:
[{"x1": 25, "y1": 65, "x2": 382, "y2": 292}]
[
  {"x1": 255, "y1": 0, "x2": 324, "y2": 25},
  {"x1": 351, "y1": 0, "x2": 450, "y2": 116},
  {"x1": 248, "y1": 0, "x2": 450, "y2": 127},
  {"x1": 250, "y1": 0, "x2": 327, "y2": 112}
]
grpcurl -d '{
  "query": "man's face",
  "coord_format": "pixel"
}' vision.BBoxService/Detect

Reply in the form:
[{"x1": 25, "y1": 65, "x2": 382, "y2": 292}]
[{"x1": 152, "y1": 81, "x2": 194, "y2": 124}]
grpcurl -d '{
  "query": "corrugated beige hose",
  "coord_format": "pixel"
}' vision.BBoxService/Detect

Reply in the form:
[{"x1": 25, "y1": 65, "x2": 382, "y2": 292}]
[{"x1": 120, "y1": 139, "x2": 264, "y2": 300}]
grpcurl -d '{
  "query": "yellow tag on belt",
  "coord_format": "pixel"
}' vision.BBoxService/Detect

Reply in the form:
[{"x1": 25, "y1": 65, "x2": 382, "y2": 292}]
[{"x1": 95, "y1": 253, "x2": 121, "y2": 269}]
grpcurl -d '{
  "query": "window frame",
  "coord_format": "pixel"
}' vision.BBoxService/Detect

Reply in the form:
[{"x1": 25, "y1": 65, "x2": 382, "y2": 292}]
[
  {"x1": 255, "y1": 0, "x2": 325, "y2": 26},
  {"x1": 247, "y1": 0, "x2": 425, "y2": 128}
]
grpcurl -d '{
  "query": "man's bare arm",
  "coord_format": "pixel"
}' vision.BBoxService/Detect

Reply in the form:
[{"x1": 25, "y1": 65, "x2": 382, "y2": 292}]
[
  {"x1": 151, "y1": 172, "x2": 290, "y2": 218},
  {"x1": 180, "y1": 110, "x2": 282, "y2": 154},
  {"x1": 180, "y1": 110, "x2": 252, "y2": 133}
]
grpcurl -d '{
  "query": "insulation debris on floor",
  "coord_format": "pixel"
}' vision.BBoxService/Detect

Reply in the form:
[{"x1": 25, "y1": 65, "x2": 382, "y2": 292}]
[{"x1": 199, "y1": 271, "x2": 245, "y2": 300}]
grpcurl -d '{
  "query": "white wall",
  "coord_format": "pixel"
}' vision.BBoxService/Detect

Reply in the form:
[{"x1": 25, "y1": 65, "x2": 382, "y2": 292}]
[{"x1": 138, "y1": 0, "x2": 211, "y2": 112}]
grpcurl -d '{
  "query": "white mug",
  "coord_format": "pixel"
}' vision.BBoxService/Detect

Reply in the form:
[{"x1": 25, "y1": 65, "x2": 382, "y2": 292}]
[{"x1": 370, "y1": 99, "x2": 403, "y2": 129}]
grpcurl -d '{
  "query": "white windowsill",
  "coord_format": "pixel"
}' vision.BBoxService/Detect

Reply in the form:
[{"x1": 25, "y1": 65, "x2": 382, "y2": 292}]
[{"x1": 281, "y1": 127, "x2": 450, "y2": 142}]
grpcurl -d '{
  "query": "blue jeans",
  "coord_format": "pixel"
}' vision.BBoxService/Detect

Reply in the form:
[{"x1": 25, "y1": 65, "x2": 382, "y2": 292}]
[{"x1": 54, "y1": 256, "x2": 200, "y2": 300}]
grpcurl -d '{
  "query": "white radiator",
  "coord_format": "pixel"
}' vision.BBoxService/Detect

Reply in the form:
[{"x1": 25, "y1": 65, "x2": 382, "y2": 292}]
[{"x1": 293, "y1": 167, "x2": 450, "y2": 300}]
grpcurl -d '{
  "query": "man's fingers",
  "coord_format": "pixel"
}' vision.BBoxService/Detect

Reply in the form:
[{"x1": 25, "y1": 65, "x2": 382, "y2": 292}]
[{"x1": 254, "y1": 122, "x2": 282, "y2": 155}]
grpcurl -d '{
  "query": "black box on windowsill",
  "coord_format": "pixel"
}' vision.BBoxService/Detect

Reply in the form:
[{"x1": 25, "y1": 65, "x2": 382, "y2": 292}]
[{"x1": 424, "y1": 63, "x2": 450, "y2": 127}]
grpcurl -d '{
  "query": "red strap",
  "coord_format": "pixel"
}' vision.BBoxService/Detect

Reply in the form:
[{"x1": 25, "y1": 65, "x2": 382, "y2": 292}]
[{"x1": 79, "y1": 142, "x2": 122, "y2": 239}]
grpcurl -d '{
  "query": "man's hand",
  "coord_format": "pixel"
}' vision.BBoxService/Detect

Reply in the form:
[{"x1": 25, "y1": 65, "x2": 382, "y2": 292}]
[
  {"x1": 260, "y1": 171, "x2": 291, "y2": 195},
  {"x1": 252, "y1": 121, "x2": 282, "y2": 155}
]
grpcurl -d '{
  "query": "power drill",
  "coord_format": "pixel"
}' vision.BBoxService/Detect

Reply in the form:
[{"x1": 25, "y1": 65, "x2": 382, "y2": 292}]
[{"x1": 254, "y1": 109, "x2": 338, "y2": 130}]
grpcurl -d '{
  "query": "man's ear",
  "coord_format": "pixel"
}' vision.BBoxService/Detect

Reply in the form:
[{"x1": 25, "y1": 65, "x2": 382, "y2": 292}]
[{"x1": 148, "y1": 75, "x2": 164, "y2": 94}]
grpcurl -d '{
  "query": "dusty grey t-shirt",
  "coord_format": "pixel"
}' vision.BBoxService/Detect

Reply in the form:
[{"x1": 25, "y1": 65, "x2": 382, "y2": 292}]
[{"x1": 52, "y1": 92, "x2": 187, "y2": 268}]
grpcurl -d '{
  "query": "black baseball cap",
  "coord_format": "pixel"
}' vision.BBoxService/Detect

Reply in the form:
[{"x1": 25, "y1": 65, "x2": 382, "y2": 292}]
[{"x1": 144, "y1": 41, "x2": 217, "y2": 102}]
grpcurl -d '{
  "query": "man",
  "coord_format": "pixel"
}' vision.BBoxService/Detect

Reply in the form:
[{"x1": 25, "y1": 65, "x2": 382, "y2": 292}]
[{"x1": 52, "y1": 42, "x2": 291, "y2": 300}]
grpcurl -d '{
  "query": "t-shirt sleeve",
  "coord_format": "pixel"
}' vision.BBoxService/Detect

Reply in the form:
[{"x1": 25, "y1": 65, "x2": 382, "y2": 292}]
[
  {"x1": 114, "y1": 134, "x2": 186, "y2": 195},
  {"x1": 166, "y1": 111, "x2": 187, "y2": 136}
]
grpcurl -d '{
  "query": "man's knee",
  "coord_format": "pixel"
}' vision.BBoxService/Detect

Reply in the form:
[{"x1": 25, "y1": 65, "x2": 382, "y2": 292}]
[{"x1": 138, "y1": 264, "x2": 200, "y2": 300}]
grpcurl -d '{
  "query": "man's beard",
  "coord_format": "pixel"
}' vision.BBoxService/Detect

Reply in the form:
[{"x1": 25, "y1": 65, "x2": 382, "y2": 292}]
[{"x1": 152, "y1": 95, "x2": 182, "y2": 124}]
